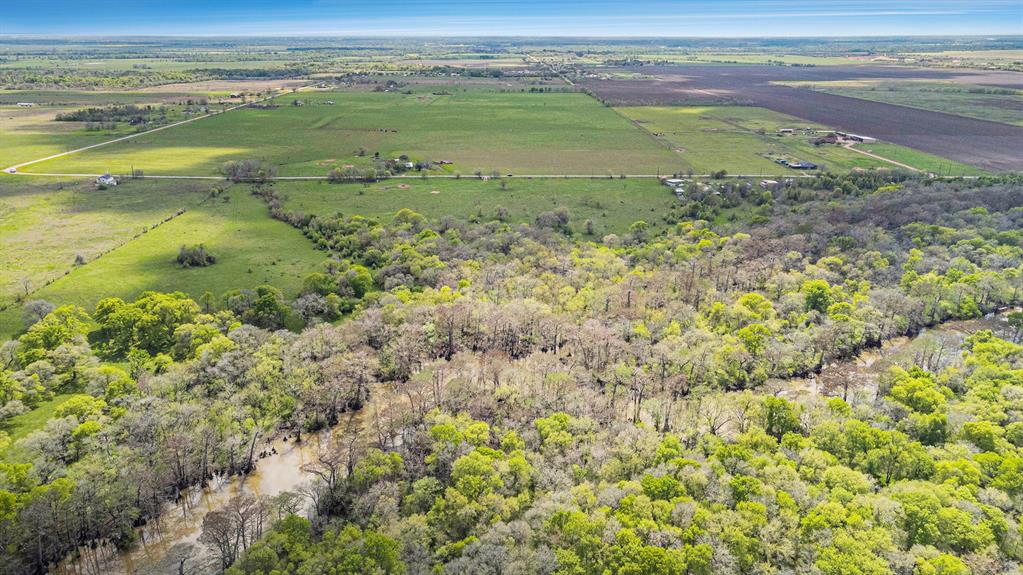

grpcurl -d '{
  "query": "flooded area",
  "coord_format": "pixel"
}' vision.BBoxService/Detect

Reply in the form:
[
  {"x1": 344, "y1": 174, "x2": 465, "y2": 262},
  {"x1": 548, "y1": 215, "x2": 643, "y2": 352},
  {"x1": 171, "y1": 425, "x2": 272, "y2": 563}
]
[
  {"x1": 55, "y1": 382, "x2": 403, "y2": 575},
  {"x1": 774, "y1": 310, "x2": 1018, "y2": 402},
  {"x1": 57, "y1": 430, "x2": 331, "y2": 575},
  {"x1": 53, "y1": 311, "x2": 1017, "y2": 575}
]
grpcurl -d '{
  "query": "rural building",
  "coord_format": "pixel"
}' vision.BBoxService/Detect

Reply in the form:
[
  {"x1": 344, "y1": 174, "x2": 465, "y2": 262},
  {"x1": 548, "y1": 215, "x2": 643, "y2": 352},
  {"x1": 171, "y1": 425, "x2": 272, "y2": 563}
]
[
  {"x1": 760, "y1": 179, "x2": 779, "y2": 189},
  {"x1": 788, "y1": 161, "x2": 818, "y2": 170},
  {"x1": 777, "y1": 128, "x2": 794, "y2": 135},
  {"x1": 16, "y1": 102, "x2": 35, "y2": 107},
  {"x1": 836, "y1": 131, "x2": 877, "y2": 143},
  {"x1": 95, "y1": 174, "x2": 118, "y2": 187}
]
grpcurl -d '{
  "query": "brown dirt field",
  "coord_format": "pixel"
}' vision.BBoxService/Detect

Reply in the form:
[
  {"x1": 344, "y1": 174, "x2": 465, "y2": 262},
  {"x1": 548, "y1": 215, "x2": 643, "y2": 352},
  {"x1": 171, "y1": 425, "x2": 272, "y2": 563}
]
[{"x1": 581, "y1": 65, "x2": 1023, "y2": 172}]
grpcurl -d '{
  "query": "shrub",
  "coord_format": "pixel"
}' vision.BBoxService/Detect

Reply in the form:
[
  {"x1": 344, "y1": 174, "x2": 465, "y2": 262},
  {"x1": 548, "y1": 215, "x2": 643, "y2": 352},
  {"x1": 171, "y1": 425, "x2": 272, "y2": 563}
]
[{"x1": 177, "y1": 244, "x2": 216, "y2": 268}]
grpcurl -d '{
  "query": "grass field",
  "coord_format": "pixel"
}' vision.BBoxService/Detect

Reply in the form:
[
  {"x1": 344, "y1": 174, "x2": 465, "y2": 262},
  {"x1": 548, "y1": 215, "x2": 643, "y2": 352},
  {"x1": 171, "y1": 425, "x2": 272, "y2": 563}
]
[
  {"x1": 23, "y1": 90, "x2": 683, "y2": 177},
  {"x1": 0, "y1": 58, "x2": 298, "y2": 72},
  {"x1": 618, "y1": 105, "x2": 875, "y2": 173},
  {"x1": 0, "y1": 393, "x2": 75, "y2": 461},
  {"x1": 0, "y1": 90, "x2": 208, "y2": 105},
  {"x1": 616, "y1": 105, "x2": 984, "y2": 175},
  {"x1": 0, "y1": 177, "x2": 216, "y2": 313},
  {"x1": 0, "y1": 91, "x2": 234, "y2": 168},
  {"x1": 278, "y1": 177, "x2": 681, "y2": 234},
  {"x1": 0, "y1": 185, "x2": 324, "y2": 337},
  {"x1": 851, "y1": 143, "x2": 984, "y2": 176}
]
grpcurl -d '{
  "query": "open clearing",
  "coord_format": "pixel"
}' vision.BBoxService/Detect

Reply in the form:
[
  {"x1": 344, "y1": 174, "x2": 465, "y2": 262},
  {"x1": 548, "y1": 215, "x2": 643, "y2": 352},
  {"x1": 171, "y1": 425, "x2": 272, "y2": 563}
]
[
  {"x1": 617, "y1": 105, "x2": 983, "y2": 175},
  {"x1": 21, "y1": 90, "x2": 683, "y2": 177},
  {"x1": 581, "y1": 64, "x2": 1023, "y2": 172},
  {"x1": 0, "y1": 185, "x2": 324, "y2": 337},
  {"x1": 277, "y1": 177, "x2": 681, "y2": 235}
]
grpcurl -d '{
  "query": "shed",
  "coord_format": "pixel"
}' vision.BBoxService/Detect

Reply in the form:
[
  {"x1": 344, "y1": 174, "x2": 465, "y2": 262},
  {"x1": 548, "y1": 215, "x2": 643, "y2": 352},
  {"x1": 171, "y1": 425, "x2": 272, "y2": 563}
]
[{"x1": 96, "y1": 174, "x2": 118, "y2": 187}]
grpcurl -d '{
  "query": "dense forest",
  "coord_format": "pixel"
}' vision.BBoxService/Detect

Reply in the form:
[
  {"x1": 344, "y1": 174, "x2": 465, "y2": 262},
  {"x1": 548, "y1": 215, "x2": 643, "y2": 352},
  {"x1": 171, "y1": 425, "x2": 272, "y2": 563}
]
[{"x1": 1, "y1": 172, "x2": 1022, "y2": 574}]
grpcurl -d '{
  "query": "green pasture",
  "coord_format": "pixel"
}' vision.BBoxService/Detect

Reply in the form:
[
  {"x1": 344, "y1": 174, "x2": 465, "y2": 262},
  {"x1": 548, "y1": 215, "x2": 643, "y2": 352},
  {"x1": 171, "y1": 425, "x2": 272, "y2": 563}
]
[
  {"x1": 0, "y1": 393, "x2": 76, "y2": 462},
  {"x1": 0, "y1": 58, "x2": 296, "y2": 72},
  {"x1": 0, "y1": 184, "x2": 324, "y2": 337},
  {"x1": 852, "y1": 143, "x2": 984, "y2": 176},
  {"x1": 618, "y1": 106, "x2": 867, "y2": 173},
  {"x1": 277, "y1": 177, "x2": 680, "y2": 234},
  {"x1": 23, "y1": 91, "x2": 683, "y2": 176},
  {"x1": 0, "y1": 177, "x2": 215, "y2": 314},
  {"x1": 0, "y1": 93, "x2": 231, "y2": 168}
]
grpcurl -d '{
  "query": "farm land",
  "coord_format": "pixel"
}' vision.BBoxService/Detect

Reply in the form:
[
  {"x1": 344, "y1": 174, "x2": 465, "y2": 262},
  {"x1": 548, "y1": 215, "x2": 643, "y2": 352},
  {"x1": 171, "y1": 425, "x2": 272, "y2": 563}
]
[
  {"x1": 580, "y1": 64, "x2": 1023, "y2": 171},
  {"x1": 0, "y1": 88, "x2": 242, "y2": 168},
  {"x1": 1, "y1": 37, "x2": 1022, "y2": 335},
  {"x1": 0, "y1": 177, "x2": 213, "y2": 311},
  {"x1": 780, "y1": 80, "x2": 1023, "y2": 127},
  {"x1": 277, "y1": 177, "x2": 684, "y2": 235},
  {"x1": 617, "y1": 105, "x2": 984, "y2": 175},
  {"x1": 19, "y1": 90, "x2": 686, "y2": 177},
  {"x1": 0, "y1": 179, "x2": 325, "y2": 336}
]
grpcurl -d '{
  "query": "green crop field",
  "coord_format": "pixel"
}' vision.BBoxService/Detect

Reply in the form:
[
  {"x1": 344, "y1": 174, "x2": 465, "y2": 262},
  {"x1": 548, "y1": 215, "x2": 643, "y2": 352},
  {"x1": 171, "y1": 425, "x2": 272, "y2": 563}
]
[
  {"x1": 617, "y1": 105, "x2": 984, "y2": 175},
  {"x1": 23, "y1": 90, "x2": 684, "y2": 176},
  {"x1": 0, "y1": 184, "x2": 324, "y2": 337},
  {"x1": 278, "y1": 177, "x2": 681, "y2": 235}
]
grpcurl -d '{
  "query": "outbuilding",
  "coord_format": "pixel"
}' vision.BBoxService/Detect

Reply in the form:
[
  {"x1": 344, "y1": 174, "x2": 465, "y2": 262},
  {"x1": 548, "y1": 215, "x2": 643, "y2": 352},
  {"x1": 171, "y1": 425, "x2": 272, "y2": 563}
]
[{"x1": 96, "y1": 174, "x2": 118, "y2": 187}]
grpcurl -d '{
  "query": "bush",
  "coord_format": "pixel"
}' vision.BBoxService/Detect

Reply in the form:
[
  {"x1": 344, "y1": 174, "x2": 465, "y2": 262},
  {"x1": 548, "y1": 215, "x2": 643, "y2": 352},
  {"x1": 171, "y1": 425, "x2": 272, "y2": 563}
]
[
  {"x1": 222, "y1": 159, "x2": 277, "y2": 183},
  {"x1": 177, "y1": 244, "x2": 216, "y2": 268}
]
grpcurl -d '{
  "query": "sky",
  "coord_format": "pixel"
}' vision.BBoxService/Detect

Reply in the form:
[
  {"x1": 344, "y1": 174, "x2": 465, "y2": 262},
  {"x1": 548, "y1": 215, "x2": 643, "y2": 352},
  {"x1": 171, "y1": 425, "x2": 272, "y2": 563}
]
[{"x1": 3, "y1": 0, "x2": 1022, "y2": 36}]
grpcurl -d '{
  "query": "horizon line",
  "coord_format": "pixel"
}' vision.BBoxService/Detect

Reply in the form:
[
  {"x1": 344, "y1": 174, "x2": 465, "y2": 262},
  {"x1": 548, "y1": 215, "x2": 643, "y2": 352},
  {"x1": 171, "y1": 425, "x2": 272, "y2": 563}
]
[{"x1": 2, "y1": 33, "x2": 1021, "y2": 39}]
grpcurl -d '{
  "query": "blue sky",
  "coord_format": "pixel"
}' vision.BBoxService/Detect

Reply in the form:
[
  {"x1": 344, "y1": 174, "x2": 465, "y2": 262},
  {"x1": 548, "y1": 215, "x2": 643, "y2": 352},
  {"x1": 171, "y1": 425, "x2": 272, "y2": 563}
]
[{"x1": 4, "y1": 0, "x2": 1022, "y2": 36}]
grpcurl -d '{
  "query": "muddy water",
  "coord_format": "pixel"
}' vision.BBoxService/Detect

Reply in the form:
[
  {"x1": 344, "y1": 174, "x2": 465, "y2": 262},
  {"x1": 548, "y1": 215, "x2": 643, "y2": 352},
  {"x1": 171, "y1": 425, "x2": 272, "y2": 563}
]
[
  {"x1": 53, "y1": 312, "x2": 1018, "y2": 574},
  {"x1": 54, "y1": 382, "x2": 402, "y2": 575},
  {"x1": 55, "y1": 432, "x2": 331, "y2": 575},
  {"x1": 774, "y1": 310, "x2": 1018, "y2": 402}
]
